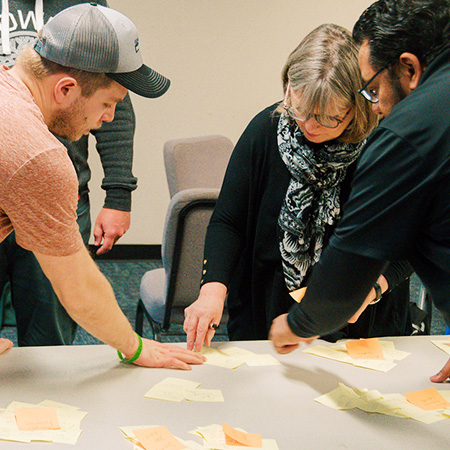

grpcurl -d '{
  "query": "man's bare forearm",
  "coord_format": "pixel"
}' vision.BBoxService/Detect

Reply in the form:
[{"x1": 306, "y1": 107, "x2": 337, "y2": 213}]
[{"x1": 34, "y1": 246, "x2": 138, "y2": 356}]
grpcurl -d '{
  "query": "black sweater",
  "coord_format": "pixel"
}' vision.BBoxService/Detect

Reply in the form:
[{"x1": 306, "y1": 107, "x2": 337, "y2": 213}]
[{"x1": 202, "y1": 104, "x2": 412, "y2": 341}]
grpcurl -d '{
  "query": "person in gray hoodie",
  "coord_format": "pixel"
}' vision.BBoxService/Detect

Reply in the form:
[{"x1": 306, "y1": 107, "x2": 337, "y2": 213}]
[{"x1": 0, "y1": 0, "x2": 137, "y2": 346}]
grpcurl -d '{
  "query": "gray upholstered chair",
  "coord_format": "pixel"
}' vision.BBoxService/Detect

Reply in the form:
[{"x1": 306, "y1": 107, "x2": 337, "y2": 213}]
[
  {"x1": 135, "y1": 135, "x2": 233, "y2": 340},
  {"x1": 163, "y1": 134, "x2": 234, "y2": 197}
]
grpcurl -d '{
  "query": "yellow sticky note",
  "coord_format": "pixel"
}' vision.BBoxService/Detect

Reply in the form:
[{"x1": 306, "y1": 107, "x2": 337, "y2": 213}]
[
  {"x1": 184, "y1": 388, "x2": 225, "y2": 402},
  {"x1": 222, "y1": 422, "x2": 262, "y2": 448},
  {"x1": 200, "y1": 347, "x2": 245, "y2": 369},
  {"x1": 345, "y1": 338, "x2": 385, "y2": 360},
  {"x1": 15, "y1": 407, "x2": 60, "y2": 431},
  {"x1": 133, "y1": 426, "x2": 187, "y2": 450},
  {"x1": 404, "y1": 388, "x2": 450, "y2": 411},
  {"x1": 144, "y1": 377, "x2": 201, "y2": 402}
]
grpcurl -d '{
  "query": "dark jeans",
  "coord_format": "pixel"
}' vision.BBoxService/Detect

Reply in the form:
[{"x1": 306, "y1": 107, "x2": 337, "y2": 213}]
[{"x1": 0, "y1": 195, "x2": 91, "y2": 346}]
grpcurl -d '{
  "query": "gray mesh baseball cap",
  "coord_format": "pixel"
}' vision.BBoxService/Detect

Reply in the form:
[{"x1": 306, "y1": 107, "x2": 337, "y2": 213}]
[{"x1": 34, "y1": 2, "x2": 170, "y2": 98}]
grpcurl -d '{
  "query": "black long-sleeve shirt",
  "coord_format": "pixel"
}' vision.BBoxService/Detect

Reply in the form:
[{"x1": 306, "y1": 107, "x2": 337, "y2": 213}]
[{"x1": 289, "y1": 48, "x2": 450, "y2": 337}]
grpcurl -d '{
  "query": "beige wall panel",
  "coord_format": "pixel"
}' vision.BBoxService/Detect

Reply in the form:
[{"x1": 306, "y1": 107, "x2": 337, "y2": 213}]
[{"x1": 88, "y1": 0, "x2": 373, "y2": 245}]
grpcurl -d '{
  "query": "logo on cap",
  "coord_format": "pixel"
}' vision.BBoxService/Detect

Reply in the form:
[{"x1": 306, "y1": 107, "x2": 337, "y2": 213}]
[{"x1": 134, "y1": 38, "x2": 139, "y2": 53}]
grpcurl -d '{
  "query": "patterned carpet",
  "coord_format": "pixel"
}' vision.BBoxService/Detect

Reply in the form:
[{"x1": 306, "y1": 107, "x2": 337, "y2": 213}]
[
  {"x1": 0, "y1": 259, "x2": 229, "y2": 346},
  {"x1": 0, "y1": 262, "x2": 446, "y2": 346}
]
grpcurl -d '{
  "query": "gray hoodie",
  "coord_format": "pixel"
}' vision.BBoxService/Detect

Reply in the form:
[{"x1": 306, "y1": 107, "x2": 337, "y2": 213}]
[{"x1": 0, "y1": 0, "x2": 137, "y2": 211}]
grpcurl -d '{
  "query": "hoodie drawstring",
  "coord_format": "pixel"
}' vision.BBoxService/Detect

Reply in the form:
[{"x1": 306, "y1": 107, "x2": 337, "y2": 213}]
[
  {"x1": 1, "y1": 0, "x2": 45, "y2": 56},
  {"x1": 1, "y1": 0, "x2": 11, "y2": 55},
  {"x1": 35, "y1": 0, "x2": 43, "y2": 33}
]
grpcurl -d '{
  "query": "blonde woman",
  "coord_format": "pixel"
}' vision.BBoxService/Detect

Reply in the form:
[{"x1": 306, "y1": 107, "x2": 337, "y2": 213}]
[{"x1": 184, "y1": 24, "x2": 413, "y2": 350}]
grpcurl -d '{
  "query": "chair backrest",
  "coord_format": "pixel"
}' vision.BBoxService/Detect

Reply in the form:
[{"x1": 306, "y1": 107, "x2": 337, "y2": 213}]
[
  {"x1": 164, "y1": 135, "x2": 234, "y2": 197},
  {"x1": 160, "y1": 135, "x2": 233, "y2": 328},
  {"x1": 161, "y1": 189, "x2": 220, "y2": 327}
]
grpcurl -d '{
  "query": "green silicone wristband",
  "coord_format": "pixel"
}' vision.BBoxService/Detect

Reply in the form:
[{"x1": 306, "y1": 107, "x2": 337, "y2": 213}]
[{"x1": 117, "y1": 333, "x2": 143, "y2": 364}]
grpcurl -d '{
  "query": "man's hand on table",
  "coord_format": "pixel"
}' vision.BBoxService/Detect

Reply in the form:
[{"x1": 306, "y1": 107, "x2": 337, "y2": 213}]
[
  {"x1": 269, "y1": 313, "x2": 318, "y2": 354},
  {"x1": 133, "y1": 339, "x2": 205, "y2": 370},
  {"x1": 430, "y1": 357, "x2": 450, "y2": 383},
  {"x1": 0, "y1": 338, "x2": 13, "y2": 354}
]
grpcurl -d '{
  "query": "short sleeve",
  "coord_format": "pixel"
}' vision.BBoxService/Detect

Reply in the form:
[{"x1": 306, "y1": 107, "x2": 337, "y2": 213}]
[{"x1": 2, "y1": 148, "x2": 84, "y2": 256}]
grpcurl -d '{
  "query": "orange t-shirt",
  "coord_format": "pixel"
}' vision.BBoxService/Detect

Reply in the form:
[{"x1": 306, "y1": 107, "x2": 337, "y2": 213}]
[{"x1": 0, "y1": 68, "x2": 83, "y2": 256}]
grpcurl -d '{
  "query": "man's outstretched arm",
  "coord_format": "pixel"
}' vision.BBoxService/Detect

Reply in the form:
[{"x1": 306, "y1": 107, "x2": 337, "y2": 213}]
[
  {"x1": 35, "y1": 246, "x2": 204, "y2": 369},
  {"x1": 270, "y1": 245, "x2": 386, "y2": 351}
]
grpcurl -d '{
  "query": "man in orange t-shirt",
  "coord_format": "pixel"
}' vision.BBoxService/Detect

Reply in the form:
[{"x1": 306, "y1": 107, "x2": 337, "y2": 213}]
[{"x1": 0, "y1": 3, "x2": 204, "y2": 369}]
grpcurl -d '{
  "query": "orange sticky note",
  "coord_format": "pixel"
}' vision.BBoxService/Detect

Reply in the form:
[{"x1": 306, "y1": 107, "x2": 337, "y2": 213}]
[
  {"x1": 0, "y1": 338, "x2": 13, "y2": 354},
  {"x1": 133, "y1": 426, "x2": 187, "y2": 450},
  {"x1": 222, "y1": 422, "x2": 262, "y2": 448},
  {"x1": 15, "y1": 407, "x2": 60, "y2": 431},
  {"x1": 404, "y1": 388, "x2": 450, "y2": 411},
  {"x1": 289, "y1": 287, "x2": 307, "y2": 303},
  {"x1": 345, "y1": 338, "x2": 385, "y2": 360}
]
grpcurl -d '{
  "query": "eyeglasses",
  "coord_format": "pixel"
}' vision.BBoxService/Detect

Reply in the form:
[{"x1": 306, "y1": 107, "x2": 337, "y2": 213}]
[
  {"x1": 283, "y1": 83, "x2": 351, "y2": 129},
  {"x1": 358, "y1": 62, "x2": 392, "y2": 103},
  {"x1": 283, "y1": 106, "x2": 351, "y2": 128}
]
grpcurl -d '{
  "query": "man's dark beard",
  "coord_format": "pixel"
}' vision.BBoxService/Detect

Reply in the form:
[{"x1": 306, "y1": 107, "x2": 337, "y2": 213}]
[
  {"x1": 390, "y1": 72, "x2": 408, "y2": 103},
  {"x1": 377, "y1": 71, "x2": 408, "y2": 123}
]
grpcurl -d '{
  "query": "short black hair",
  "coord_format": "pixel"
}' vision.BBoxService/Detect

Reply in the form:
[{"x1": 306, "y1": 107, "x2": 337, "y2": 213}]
[{"x1": 353, "y1": 0, "x2": 450, "y2": 69}]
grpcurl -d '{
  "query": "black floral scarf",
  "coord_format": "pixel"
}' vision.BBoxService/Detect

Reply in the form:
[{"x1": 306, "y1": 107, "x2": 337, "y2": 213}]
[{"x1": 277, "y1": 113, "x2": 364, "y2": 291}]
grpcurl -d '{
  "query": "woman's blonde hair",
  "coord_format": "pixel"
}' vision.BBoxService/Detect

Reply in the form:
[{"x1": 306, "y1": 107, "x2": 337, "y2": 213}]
[
  {"x1": 16, "y1": 45, "x2": 113, "y2": 97},
  {"x1": 277, "y1": 23, "x2": 378, "y2": 143}
]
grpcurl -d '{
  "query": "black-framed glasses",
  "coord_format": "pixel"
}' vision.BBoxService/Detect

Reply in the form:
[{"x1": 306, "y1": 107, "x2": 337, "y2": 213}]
[
  {"x1": 358, "y1": 61, "x2": 392, "y2": 103},
  {"x1": 283, "y1": 82, "x2": 351, "y2": 129}
]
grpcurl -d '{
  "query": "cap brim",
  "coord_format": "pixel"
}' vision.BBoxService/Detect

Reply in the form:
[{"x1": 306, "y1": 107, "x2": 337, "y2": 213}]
[{"x1": 107, "y1": 65, "x2": 170, "y2": 98}]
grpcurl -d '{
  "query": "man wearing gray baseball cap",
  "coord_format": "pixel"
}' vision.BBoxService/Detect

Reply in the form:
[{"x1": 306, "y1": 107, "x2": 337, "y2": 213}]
[
  {"x1": 0, "y1": 3, "x2": 205, "y2": 369},
  {"x1": 34, "y1": 2, "x2": 171, "y2": 98}
]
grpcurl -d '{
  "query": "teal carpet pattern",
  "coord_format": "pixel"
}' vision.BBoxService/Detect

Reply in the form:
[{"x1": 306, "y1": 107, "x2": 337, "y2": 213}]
[
  {"x1": 0, "y1": 260, "x2": 229, "y2": 346},
  {"x1": 0, "y1": 263, "x2": 446, "y2": 346}
]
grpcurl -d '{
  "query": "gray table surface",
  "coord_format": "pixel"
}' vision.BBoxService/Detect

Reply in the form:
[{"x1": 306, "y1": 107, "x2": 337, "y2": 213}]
[{"x1": 1, "y1": 336, "x2": 449, "y2": 449}]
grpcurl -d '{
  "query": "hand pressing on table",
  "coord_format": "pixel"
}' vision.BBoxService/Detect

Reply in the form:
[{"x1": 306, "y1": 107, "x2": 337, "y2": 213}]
[{"x1": 0, "y1": 338, "x2": 13, "y2": 355}]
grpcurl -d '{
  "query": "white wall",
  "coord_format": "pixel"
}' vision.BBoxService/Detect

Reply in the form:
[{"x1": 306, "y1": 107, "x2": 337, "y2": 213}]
[{"x1": 88, "y1": 0, "x2": 373, "y2": 245}]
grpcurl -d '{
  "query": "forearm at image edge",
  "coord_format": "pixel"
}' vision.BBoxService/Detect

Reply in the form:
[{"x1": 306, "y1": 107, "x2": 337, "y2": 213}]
[{"x1": 287, "y1": 245, "x2": 387, "y2": 337}]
